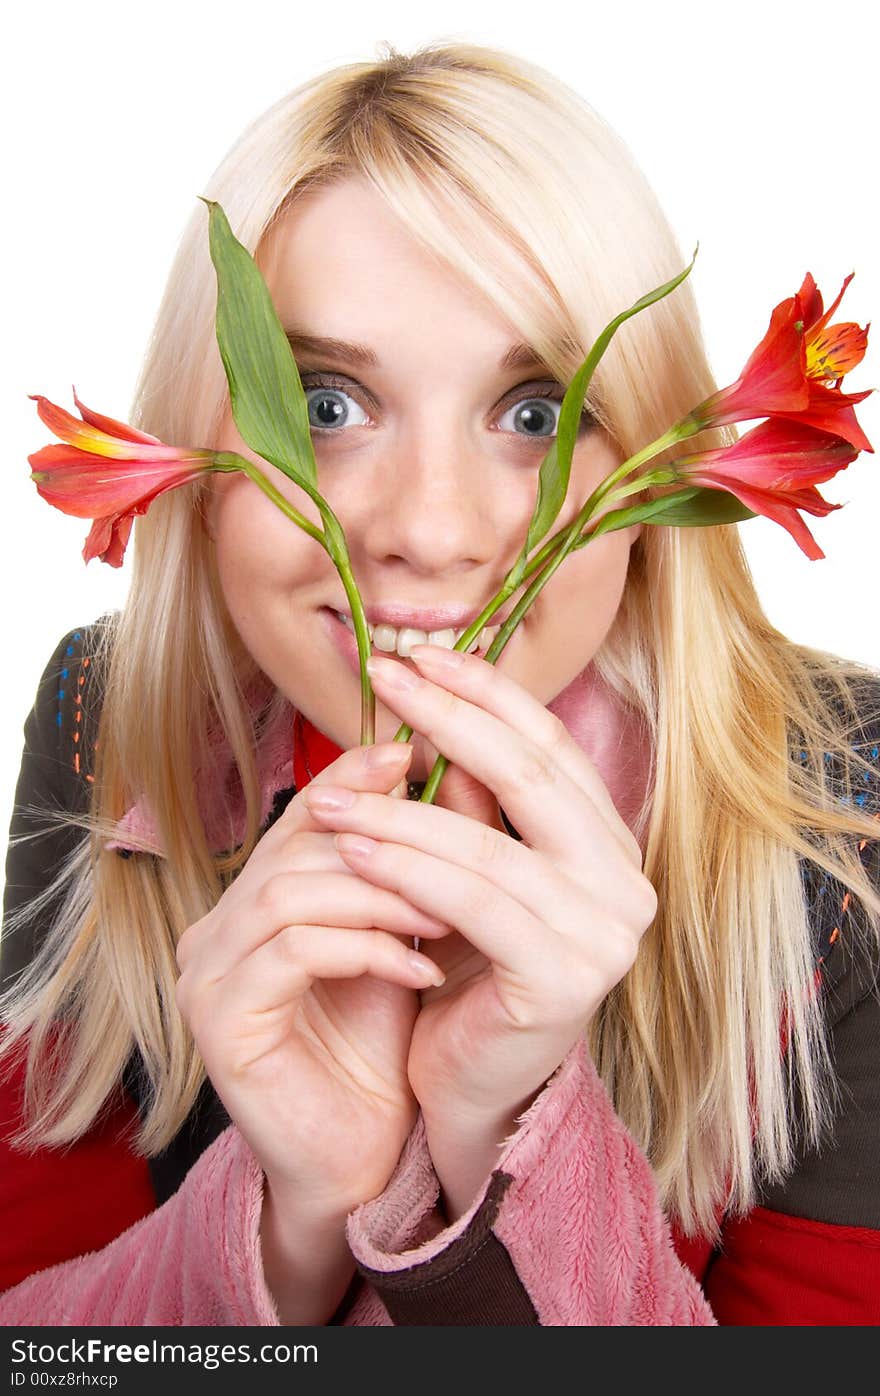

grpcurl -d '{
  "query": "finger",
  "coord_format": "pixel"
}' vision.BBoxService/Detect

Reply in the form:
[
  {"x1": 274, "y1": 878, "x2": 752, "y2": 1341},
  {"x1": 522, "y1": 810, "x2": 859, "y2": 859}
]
[
  {"x1": 333, "y1": 837, "x2": 650, "y2": 1021},
  {"x1": 196, "y1": 924, "x2": 447, "y2": 1035},
  {"x1": 243, "y1": 826, "x2": 451, "y2": 933},
  {"x1": 303, "y1": 787, "x2": 564, "y2": 926},
  {"x1": 252, "y1": 740, "x2": 415, "y2": 864},
  {"x1": 315, "y1": 792, "x2": 656, "y2": 943},
  {"x1": 407, "y1": 648, "x2": 639, "y2": 850},
  {"x1": 314, "y1": 787, "x2": 650, "y2": 938},
  {"x1": 176, "y1": 870, "x2": 452, "y2": 981},
  {"x1": 330, "y1": 835, "x2": 554, "y2": 984},
  {"x1": 406, "y1": 649, "x2": 624, "y2": 829},
  {"x1": 366, "y1": 651, "x2": 640, "y2": 865}
]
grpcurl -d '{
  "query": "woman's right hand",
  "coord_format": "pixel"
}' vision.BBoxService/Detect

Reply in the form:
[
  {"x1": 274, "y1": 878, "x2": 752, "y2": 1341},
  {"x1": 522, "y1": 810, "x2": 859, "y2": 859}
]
[{"x1": 174, "y1": 740, "x2": 449, "y2": 1219}]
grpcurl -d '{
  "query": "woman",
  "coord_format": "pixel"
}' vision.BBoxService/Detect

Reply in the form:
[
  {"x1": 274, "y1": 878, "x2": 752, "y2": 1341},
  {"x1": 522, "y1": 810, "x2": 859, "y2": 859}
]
[{"x1": 1, "y1": 41, "x2": 878, "y2": 1326}]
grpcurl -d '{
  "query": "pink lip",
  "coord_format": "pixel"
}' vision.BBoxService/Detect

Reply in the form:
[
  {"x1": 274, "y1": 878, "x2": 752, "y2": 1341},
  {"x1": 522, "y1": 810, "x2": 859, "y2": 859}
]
[{"x1": 324, "y1": 601, "x2": 510, "y2": 629}]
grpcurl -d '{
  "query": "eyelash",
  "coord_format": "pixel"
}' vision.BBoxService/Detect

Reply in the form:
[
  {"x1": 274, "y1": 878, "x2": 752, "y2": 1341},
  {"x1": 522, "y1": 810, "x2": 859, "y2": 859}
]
[{"x1": 298, "y1": 371, "x2": 595, "y2": 438}]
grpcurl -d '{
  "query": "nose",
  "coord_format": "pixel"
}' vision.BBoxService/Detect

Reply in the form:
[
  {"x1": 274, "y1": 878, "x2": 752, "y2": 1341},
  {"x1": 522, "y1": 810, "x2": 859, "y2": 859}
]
[{"x1": 350, "y1": 411, "x2": 511, "y2": 576}]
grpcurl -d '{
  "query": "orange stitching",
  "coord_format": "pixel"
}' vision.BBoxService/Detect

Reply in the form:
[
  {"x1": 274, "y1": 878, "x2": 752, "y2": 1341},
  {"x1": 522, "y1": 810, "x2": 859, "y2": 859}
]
[{"x1": 65, "y1": 635, "x2": 95, "y2": 784}]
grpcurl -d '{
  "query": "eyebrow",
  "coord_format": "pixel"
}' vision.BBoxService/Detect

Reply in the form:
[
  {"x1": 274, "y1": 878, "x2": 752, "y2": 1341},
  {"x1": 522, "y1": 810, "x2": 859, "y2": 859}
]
[{"x1": 284, "y1": 329, "x2": 548, "y2": 374}]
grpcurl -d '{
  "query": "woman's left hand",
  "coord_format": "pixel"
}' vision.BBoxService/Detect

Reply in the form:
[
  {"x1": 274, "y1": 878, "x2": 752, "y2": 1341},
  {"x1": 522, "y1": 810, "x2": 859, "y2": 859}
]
[{"x1": 301, "y1": 644, "x2": 657, "y2": 1216}]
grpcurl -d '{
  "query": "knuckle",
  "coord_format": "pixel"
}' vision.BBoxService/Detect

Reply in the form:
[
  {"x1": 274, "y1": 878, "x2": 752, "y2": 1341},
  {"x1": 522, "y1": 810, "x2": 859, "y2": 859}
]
[
  {"x1": 275, "y1": 923, "x2": 306, "y2": 963},
  {"x1": 279, "y1": 829, "x2": 307, "y2": 864},
  {"x1": 175, "y1": 931, "x2": 192, "y2": 973},
  {"x1": 463, "y1": 875, "x2": 498, "y2": 924},
  {"x1": 476, "y1": 822, "x2": 509, "y2": 869},
  {"x1": 254, "y1": 872, "x2": 294, "y2": 921},
  {"x1": 175, "y1": 918, "x2": 205, "y2": 973},
  {"x1": 621, "y1": 869, "x2": 658, "y2": 931},
  {"x1": 427, "y1": 685, "x2": 460, "y2": 731},
  {"x1": 542, "y1": 710, "x2": 571, "y2": 757},
  {"x1": 174, "y1": 972, "x2": 204, "y2": 1036},
  {"x1": 637, "y1": 875, "x2": 659, "y2": 927},
  {"x1": 605, "y1": 921, "x2": 642, "y2": 979},
  {"x1": 510, "y1": 744, "x2": 556, "y2": 792},
  {"x1": 283, "y1": 830, "x2": 334, "y2": 872}
]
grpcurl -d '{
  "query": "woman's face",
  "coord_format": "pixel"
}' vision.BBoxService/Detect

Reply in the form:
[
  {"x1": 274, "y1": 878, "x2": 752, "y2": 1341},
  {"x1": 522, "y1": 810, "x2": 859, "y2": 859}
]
[{"x1": 208, "y1": 178, "x2": 640, "y2": 780}]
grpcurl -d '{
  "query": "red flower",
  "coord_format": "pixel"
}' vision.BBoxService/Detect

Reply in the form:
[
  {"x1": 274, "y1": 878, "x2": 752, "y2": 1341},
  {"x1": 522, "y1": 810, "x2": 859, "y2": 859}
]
[
  {"x1": 29, "y1": 392, "x2": 217, "y2": 566},
  {"x1": 673, "y1": 418, "x2": 858, "y2": 560},
  {"x1": 695, "y1": 273, "x2": 873, "y2": 452}
]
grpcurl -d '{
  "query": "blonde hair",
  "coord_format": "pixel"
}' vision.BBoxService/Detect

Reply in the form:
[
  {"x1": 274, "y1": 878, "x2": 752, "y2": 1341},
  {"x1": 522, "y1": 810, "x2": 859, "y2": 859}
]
[{"x1": 3, "y1": 40, "x2": 879, "y2": 1238}]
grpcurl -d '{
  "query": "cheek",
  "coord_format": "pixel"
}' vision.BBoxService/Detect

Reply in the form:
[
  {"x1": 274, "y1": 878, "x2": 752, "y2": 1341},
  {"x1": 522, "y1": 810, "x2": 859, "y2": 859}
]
[
  {"x1": 208, "y1": 412, "x2": 325, "y2": 572},
  {"x1": 547, "y1": 530, "x2": 633, "y2": 655},
  {"x1": 208, "y1": 474, "x2": 312, "y2": 603}
]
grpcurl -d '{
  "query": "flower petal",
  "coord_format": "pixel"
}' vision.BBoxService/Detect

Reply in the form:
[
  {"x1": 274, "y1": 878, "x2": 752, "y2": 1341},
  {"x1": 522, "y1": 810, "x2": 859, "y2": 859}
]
[
  {"x1": 29, "y1": 446, "x2": 207, "y2": 518},
  {"x1": 804, "y1": 272, "x2": 855, "y2": 337},
  {"x1": 734, "y1": 494, "x2": 827, "y2": 560},
  {"x1": 30, "y1": 394, "x2": 195, "y2": 462},
  {"x1": 684, "y1": 474, "x2": 833, "y2": 560},
  {"x1": 698, "y1": 297, "x2": 808, "y2": 424},
  {"x1": 796, "y1": 272, "x2": 824, "y2": 330},
  {"x1": 83, "y1": 513, "x2": 134, "y2": 568},
  {"x1": 676, "y1": 419, "x2": 857, "y2": 491},
  {"x1": 72, "y1": 389, "x2": 163, "y2": 446},
  {"x1": 786, "y1": 383, "x2": 874, "y2": 452}
]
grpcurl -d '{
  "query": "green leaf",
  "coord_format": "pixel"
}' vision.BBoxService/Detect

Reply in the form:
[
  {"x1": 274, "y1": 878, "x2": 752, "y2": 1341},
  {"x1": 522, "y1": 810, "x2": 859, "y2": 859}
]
[
  {"x1": 577, "y1": 486, "x2": 754, "y2": 544},
  {"x1": 203, "y1": 199, "x2": 317, "y2": 489},
  {"x1": 641, "y1": 488, "x2": 755, "y2": 527}
]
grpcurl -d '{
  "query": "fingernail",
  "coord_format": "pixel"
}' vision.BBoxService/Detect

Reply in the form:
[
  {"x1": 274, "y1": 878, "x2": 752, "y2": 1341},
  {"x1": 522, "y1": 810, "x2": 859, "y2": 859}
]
[
  {"x1": 407, "y1": 952, "x2": 446, "y2": 987},
  {"x1": 366, "y1": 742, "x2": 412, "y2": 770},
  {"x1": 335, "y1": 833, "x2": 379, "y2": 858},
  {"x1": 366, "y1": 655, "x2": 422, "y2": 691},
  {"x1": 409, "y1": 644, "x2": 465, "y2": 670},
  {"x1": 304, "y1": 786, "x2": 356, "y2": 812}
]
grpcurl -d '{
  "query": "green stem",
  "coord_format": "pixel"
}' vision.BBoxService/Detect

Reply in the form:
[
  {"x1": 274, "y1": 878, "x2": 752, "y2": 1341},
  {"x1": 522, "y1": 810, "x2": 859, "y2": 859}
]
[{"x1": 336, "y1": 561, "x2": 376, "y2": 745}]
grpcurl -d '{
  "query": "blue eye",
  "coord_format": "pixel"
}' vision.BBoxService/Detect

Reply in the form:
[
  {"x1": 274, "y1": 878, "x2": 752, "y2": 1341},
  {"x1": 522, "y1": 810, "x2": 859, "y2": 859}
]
[
  {"x1": 498, "y1": 388, "x2": 596, "y2": 440},
  {"x1": 497, "y1": 395, "x2": 562, "y2": 438},
  {"x1": 304, "y1": 386, "x2": 369, "y2": 430}
]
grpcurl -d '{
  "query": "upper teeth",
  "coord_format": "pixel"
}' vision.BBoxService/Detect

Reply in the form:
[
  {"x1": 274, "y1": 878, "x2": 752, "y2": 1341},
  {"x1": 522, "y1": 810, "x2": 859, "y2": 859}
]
[{"x1": 335, "y1": 612, "x2": 499, "y2": 658}]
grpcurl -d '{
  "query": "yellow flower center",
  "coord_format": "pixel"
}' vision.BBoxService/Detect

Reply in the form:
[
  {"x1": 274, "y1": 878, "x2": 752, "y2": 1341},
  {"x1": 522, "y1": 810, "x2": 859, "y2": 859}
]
[{"x1": 804, "y1": 323, "x2": 867, "y2": 381}]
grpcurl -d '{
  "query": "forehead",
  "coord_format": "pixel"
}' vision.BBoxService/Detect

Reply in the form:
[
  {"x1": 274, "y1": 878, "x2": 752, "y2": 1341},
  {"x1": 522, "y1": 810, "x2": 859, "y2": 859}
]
[
  {"x1": 259, "y1": 179, "x2": 468, "y2": 301},
  {"x1": 257, "y1": 177, "x2": 528, "y2": 360}
]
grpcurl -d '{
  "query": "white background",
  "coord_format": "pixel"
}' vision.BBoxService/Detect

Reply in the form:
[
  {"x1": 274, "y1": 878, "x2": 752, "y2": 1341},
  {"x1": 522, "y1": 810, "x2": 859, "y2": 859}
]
[{"x1": 3, "y1": 0, "x2": 878, "y2": 838}]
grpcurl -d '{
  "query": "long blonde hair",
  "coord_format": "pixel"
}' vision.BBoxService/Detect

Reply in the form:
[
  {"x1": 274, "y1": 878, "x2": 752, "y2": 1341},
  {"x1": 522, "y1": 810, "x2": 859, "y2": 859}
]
[{"x1": 3, "y1": 40, "x2": 879, "y2": 1238}]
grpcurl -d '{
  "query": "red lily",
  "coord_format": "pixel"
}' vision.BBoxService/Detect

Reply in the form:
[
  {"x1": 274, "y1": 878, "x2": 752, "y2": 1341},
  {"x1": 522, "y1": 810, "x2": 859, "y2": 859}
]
[
  {"x1": 29, "y1": 392, "x2": 217, "y2": 566},
  {"x1": 672, "y1": 418, "x2": 858, "y2": 560},
  {"x1": 695, "y1": 273, "x2": 873, "y2": 452}
]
